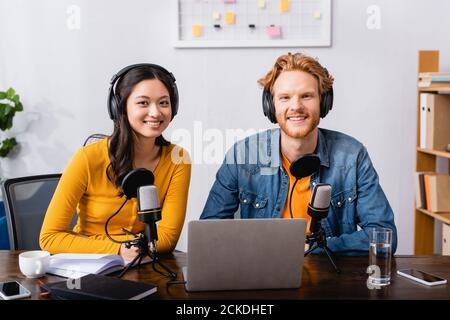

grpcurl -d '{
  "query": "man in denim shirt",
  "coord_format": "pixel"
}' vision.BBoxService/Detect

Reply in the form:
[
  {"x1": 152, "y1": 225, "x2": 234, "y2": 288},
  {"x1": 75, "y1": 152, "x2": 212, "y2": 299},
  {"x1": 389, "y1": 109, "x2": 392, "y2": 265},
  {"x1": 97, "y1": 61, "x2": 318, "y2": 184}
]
[{"x1": 201, "y1": 53, "x2": 397, "y2": 256}]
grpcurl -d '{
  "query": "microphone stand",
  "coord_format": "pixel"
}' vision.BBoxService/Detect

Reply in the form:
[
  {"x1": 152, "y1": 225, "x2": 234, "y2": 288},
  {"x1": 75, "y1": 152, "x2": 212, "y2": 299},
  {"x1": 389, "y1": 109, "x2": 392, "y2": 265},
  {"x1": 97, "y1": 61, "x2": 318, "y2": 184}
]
[
  {"x1": 303, "y1": 200, "x2": 341, "y2": 274},
  {"x1": 118, "y1": 228, "x2": 177, "y2": 280},
  {"x1": 287, "y1": 154, "x2": 340, "y2": 273},
  {"x1": 104, "y1": 198, "x2": 177, "y2": 281},
  {"x1": 304, "y1": 222, "x2": 341, "y2": 274}
]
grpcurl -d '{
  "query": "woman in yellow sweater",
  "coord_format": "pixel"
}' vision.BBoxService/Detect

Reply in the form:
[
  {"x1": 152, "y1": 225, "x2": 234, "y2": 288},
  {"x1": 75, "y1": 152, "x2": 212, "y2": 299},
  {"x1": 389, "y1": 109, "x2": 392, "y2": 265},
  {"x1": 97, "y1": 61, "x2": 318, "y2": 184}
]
[{"x1": 40, "y1": 64, "x2": 191, "y2": 262}]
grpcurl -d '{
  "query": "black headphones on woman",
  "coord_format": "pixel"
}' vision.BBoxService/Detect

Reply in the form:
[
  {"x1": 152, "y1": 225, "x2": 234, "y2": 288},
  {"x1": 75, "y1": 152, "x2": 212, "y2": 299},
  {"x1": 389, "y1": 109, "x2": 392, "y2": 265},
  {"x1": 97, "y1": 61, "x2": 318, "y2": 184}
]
[
  {"x1": 262, "y1": 68, "x2": 334, "y2": 124},
  {"x1": 107, "y1": 63, "x2": 179, "y2": 121}
]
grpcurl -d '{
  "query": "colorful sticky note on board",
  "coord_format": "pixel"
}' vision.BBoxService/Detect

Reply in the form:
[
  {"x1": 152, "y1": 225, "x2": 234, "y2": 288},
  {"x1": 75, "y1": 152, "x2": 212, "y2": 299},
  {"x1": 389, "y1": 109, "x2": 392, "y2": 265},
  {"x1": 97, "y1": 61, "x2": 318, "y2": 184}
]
[
  {"x1": 266, "y1": 25, "x2": 282, "y2": 38},
  {"x1": 225, "y1": 11, "x2": 235, "y2": 25},
  {"x1": 192, "y1": 24, "x2": 202, "y2": 37},
  {"x1": 280, "y1": 0, "x2": 289, "y2": 13},
  {"x1": 212, "y1": 11, "x2": 221, "y2": 20},
  {"x1": 224, "y1": 0, "x2": 236, "y2": 3},
  {"x1": 258, "y1": 0, "x2": 266, "y2": 9},
  {"x1": 313, "y1": 10, "x2": 322, "y2": 19}
]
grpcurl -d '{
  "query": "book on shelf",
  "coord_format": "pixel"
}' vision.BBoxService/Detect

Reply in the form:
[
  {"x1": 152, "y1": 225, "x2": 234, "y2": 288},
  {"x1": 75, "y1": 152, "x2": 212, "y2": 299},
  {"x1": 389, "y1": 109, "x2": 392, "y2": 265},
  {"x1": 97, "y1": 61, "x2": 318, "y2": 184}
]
[
  {"x1": 419, "y1": 93, "x2": 428, "y2": 149},
  {"x1": 425, "y1": 174, "x2": 450, "y2": 212},
  {"x1": 418, "y1": 72, "x2": 450, "y2": 87},
  {"x1": 416, "y1": 172, "x2": 450, "y2": 212},
  {"x1": 418, "y1": 93, "x2": 450, "y2": 151},
  {"x1": 40, "y1": 273, "x2": 158, "y2": 300},
  {"x1": 414, "y1": 172, "x2": 428, "y2": 209},
  {"x1": 47, "y1": 253, "x2": 152, "y2": 279}
]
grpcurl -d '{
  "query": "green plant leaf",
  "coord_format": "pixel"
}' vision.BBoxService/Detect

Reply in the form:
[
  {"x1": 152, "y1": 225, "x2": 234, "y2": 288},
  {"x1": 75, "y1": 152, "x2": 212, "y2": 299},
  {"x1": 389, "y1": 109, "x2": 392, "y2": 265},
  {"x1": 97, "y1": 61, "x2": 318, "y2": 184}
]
[
  {"x1": 3, "y1": 105, "x2": 12, "y2": 116},
  {"x1": 5, "y1": 116, "x2": 13, "y2": 130},
  {"x1": 0, "y1": 104, "x2": 6, "y2": 117},
  {"x1": 6, "y1": 88, "x2": 15, "y2": 98},
  {"x1": 15, "y1": 102, "x2": 23, "y2": 112},
  {"x1": 0, "y1": 137, "x2": 17, "y2": 157},
  {"x1": 0, "y1": 120, "x2": 7, "y2": 131},
  {"x1": 0, "y1": 88, "x2": 23, "y2": 135}
]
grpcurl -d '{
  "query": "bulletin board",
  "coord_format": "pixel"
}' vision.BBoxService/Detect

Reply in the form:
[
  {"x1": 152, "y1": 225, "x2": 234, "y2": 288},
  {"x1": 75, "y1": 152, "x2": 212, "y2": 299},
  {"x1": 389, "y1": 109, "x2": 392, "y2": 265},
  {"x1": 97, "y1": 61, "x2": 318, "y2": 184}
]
[{"x1": 174, "y1": 0, "x2": 331, "y2": 48}]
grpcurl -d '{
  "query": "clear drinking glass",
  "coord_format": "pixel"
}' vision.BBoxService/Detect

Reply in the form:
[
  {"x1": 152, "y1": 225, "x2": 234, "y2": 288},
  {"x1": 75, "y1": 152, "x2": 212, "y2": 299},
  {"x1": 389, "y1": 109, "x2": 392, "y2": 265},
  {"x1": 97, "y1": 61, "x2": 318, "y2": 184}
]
[{"x1": 368, "y1": 228, "x2": 392, "y2": 286}]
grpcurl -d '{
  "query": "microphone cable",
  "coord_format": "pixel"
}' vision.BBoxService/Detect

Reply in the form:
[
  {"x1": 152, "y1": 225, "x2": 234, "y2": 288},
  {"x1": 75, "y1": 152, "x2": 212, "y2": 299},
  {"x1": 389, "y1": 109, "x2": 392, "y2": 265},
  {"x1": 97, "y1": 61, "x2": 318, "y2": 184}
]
[
  {"x1": 289, "y1": 178, "x2": 299, "y2": 219},
  {"x1": 104, "y1": 196, "x2": 181, "y2": 285},
  {"x1": 104, "y1": 198, "x2": 136, "y2": 244}
]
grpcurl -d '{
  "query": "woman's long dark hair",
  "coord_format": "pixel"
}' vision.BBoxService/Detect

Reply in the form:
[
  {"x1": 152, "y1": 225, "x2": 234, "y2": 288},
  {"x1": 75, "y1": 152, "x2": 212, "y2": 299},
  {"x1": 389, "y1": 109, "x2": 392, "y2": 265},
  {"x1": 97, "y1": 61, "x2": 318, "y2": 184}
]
[{"x1": 107, "y1": 66, "x2": 174, "y2": 191}]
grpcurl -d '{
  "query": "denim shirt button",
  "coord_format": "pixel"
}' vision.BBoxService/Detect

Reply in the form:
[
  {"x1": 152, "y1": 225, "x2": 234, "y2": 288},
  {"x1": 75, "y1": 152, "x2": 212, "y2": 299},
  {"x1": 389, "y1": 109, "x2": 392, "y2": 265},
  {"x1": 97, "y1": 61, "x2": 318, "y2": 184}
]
[
  {"x1": 243, "y1": 199, "x2": 248, "y2": 204},
  {"x1": 337, "y1": 201, "x2": 342, "y2": 207},
  {"x1": 348, "y1": 197, "x2": 352, "y2": 202},
  {"x1": 313, "y1": 182, "x2": 317, "y2": 186},
  {"x1": 255, "y1": 203, "x2": 260, "y2": 208}
]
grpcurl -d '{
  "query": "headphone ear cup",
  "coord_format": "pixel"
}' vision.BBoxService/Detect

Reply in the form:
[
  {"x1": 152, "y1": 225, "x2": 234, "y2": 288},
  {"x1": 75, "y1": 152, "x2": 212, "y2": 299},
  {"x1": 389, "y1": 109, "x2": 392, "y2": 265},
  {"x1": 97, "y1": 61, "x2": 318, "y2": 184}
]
[
  {"x1": 262, "y1": 89, "x2": 277, "y2": 124},
  {"x1": 320, "y1": 87, "x2": 334, "y2": 118},
  {"x1": 170, "y1": 80, "x2": 179, "y2": 120},
  {"x1": 107, "y1": 84, "x2": 118, "y2": 121}
]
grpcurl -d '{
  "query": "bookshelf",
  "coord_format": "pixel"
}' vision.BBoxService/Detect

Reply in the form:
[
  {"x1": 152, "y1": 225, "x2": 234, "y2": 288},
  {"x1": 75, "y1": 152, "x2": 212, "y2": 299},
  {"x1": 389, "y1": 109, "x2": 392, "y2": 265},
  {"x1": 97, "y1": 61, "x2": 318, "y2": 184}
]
[{"x1": 415, "y1": 50, "x2": 450, "y2": 255}]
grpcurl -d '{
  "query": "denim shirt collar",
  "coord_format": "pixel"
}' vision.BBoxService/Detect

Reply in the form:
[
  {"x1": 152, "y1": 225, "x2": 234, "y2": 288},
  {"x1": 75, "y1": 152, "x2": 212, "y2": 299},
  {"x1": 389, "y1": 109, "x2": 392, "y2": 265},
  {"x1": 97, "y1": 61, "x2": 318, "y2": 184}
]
[
  {"x1": 269, "y1": 127, "x2": 330, "y2": 169},
  {"x1": 315, "y1": 128, "x2": 330, "y2": 168}
]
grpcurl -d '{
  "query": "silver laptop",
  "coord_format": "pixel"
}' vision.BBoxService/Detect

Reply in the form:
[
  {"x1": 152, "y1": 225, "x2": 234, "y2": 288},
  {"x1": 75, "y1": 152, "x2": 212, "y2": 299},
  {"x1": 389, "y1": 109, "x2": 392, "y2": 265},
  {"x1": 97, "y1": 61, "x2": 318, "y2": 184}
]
[{"x1": 182, "y1": 218, "x2": 307, "y2": 292}]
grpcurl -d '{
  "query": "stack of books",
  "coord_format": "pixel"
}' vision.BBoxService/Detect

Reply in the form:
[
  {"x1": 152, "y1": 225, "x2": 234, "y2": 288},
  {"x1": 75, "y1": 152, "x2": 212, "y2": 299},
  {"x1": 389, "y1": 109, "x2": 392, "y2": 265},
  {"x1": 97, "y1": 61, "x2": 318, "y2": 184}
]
[{"x1": 418, "y1": 72, "x2": 450, "y2": 88}]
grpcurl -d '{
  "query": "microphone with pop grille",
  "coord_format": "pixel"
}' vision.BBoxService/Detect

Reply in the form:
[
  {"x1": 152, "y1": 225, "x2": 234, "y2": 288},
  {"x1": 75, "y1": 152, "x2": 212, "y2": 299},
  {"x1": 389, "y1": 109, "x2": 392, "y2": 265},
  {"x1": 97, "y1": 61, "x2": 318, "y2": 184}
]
[
  {"x1": 137, "y1": 185, "x2": 161, "y2": 243},
  {"x1": 106, "y1": 168, "x2": 178, "y2": 280},
  {"x1": 308, "y1": 183, "x2": 332, "y2": 234}
]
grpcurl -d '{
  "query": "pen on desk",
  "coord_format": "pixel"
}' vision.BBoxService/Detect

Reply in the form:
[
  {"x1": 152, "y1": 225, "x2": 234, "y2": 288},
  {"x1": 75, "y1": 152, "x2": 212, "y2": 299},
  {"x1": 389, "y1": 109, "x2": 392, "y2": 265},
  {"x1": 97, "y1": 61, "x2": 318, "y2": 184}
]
[{"x1": 37, "y1": 279, "x2": 50, "y2": 296}]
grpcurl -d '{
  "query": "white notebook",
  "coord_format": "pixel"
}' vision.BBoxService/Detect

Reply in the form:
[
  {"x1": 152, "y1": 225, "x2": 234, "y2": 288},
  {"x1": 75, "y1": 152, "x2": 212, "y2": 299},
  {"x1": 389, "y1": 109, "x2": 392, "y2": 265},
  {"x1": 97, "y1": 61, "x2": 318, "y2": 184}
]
[{"x1": 47, "y1": 254, "x2": 152, "y2": 279}]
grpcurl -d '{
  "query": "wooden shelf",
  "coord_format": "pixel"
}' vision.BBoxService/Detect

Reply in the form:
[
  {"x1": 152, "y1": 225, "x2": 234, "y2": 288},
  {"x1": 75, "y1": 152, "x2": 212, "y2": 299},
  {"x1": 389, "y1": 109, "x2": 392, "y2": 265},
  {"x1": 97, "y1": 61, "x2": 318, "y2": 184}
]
[
  {"x1": 417, "y1": 208, "x2": 450, "y2": 225},
  {"x1": 417, "y1": 147, "x2": 450, "y2": 159},
  {"x1": 419, "y1": 85, "x2": 450, "y2": 92},
  {"x1": 414, "y1": 50, "x2": 445, "y2": 255}
]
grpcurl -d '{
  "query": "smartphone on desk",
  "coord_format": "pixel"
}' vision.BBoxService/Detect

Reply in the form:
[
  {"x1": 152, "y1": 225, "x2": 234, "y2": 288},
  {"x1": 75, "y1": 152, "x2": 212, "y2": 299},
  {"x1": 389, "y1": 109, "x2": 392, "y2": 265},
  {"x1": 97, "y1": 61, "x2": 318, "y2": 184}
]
[
  {"x1": 397, "y1": 269, "x2": 448, "y2": 286},
  {"x1": 0, "y1": 281, "x2": 31, "y2": 300}
]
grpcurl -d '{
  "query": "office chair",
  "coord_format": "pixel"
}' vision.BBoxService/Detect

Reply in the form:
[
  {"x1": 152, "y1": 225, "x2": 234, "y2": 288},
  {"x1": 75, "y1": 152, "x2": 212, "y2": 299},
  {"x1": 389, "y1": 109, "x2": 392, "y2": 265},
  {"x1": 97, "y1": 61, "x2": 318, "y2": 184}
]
[
  {"x1": 83, "y1": 133, "x2": 108, "y2": 146},
  {"x1": 1, "y1": 135, "x2": 107, "y2": 250},
  {"x1": 1, "y1": 174, "x2": 77, "y2": 250}
]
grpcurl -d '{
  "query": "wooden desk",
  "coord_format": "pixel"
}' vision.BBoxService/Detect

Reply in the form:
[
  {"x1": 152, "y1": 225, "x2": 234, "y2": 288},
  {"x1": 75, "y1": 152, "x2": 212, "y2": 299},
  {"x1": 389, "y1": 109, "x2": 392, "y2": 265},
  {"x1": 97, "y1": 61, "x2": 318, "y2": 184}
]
[{"x1": 1, "y1": 251, "x2": 450, "y2": 300}]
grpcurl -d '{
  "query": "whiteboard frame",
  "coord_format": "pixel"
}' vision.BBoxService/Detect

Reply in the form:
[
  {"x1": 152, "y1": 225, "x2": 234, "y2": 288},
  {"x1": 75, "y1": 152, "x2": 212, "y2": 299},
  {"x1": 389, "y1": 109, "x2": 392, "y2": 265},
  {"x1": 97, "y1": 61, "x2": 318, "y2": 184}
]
[{"x1": 173, "y1": 0, "x2": 331, "y2": 48}]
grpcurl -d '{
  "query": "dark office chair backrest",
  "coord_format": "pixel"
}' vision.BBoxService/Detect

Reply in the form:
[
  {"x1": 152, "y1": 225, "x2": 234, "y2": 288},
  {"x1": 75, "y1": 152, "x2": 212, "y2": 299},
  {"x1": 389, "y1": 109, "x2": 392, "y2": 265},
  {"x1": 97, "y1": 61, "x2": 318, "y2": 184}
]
[
  {"x1": 1, "y1": 174, "x2": 77, "y2": 250},
  {"x1": 83, "y1": 133, "x2": 108, "y2": 146}
]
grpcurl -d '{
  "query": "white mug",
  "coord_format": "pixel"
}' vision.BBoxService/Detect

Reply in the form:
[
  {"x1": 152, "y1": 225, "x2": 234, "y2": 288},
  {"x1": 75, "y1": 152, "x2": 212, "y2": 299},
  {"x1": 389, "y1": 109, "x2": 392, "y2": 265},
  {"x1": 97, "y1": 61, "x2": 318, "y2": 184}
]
[{"x1": 19, "y1": 250, "x2": 51, "y2": 278}]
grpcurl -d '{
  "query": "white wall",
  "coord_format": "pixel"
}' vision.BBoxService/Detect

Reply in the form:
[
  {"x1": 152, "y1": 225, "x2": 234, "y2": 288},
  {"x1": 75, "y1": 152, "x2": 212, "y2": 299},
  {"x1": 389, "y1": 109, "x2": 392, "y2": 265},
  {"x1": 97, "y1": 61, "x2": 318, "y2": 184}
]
[{"x1": 1, "y1": 0, "x2": 450, "y2": 254}]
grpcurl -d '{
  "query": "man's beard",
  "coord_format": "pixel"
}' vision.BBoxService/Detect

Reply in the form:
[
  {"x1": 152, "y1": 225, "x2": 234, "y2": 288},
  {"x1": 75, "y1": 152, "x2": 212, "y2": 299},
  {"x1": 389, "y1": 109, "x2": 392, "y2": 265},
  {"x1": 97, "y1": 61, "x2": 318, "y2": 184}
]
[{"x1": 277, "y1": 114, "x2": 320, "y2": 139}]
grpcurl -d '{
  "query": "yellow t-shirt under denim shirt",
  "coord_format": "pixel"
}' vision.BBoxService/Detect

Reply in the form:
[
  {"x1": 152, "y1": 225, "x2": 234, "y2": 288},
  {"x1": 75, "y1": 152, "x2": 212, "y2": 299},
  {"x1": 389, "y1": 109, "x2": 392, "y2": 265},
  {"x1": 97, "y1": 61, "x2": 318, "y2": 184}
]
[{"x1": 281, "y1": 152, "x2": 312, "y2": 232}]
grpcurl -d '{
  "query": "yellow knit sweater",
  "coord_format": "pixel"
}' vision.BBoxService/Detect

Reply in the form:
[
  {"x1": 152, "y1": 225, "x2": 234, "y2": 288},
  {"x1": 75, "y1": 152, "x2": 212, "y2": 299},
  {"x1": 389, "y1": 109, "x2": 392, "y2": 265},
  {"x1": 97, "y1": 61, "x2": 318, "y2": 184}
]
[{"x1": 40, "y1": 138, "x2": 191, "y2": 254}]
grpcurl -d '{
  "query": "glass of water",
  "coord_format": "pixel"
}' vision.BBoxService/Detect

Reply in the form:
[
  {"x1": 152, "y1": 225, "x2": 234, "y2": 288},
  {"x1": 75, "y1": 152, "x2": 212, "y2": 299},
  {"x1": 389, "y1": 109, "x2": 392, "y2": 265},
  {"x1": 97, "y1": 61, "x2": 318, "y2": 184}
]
[{"x1": 368, "y1": 227, "x2": 392, "y2": 286}]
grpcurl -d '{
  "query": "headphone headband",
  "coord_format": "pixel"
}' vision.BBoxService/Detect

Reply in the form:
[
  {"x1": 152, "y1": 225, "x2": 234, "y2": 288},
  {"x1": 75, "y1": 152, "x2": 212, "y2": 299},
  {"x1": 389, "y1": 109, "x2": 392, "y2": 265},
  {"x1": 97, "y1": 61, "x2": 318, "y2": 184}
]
[{"x1": 108, "y1": 63, "x2": 179, "y2": 121}]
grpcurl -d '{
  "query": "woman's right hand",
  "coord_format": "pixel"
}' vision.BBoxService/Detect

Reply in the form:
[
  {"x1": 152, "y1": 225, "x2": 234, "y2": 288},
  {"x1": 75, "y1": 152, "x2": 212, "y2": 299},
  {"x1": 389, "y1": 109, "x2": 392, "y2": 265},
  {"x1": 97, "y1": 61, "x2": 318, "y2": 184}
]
[{"x1": 119, "y1": 243, "x2": 139, "y2": 262}]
